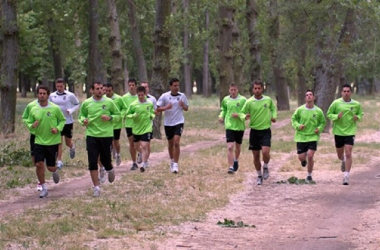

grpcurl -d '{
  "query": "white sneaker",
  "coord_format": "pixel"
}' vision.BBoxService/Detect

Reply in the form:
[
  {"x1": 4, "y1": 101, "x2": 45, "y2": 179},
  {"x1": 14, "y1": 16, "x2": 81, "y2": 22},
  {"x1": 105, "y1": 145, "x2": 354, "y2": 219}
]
[
  {"x1": 99, "y1": 167, "x2": 106, "y2": 183},
  {"x1": 263, "y1": 168, "x2": 269, "y2": 180},
  {"x1": 170, "y1": 162, "x2": 174, "y2": 172},
  {"x1": 39, "y1": 189, "x2": 48, "y2": 198},
  {"x1": 256, "y1": 176, "x2": 263, "y2": 185},
  {"x1": 172, "y1": 163, "x2": 179, "y2": 174},
  {"x1": 93, "y1": 186, "x2": 100, "y2": 197},
  {"x1": 36, "y1": 182, "x2": 42, "y2": 191},
  {"x1": 52, "y1": 170, "x2": 60, "y2": 184},
  {"x1": 108, "y1": 169, "x2": 115, "y2": 183},
  {"x1": 137, "y1": 153, "x2": 142, "y2": 164},
  {"x1": 343, "y1": 176, "x2": 349, "y2": 185},
  {"x1": 57, "y1": 161, "x2": 63, "y2": 170}
]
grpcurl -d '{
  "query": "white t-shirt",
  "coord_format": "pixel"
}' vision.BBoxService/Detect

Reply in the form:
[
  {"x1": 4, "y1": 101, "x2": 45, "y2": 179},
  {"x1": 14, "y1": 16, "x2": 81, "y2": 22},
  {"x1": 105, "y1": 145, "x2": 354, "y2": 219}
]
[
  {"x1": 147, "y1": 94, "x2": 157, "y2": 110},
  {"x1": 157, "y1": 91, "x2": 188, "y2": 126},
  {"x1": 49, "y1": 90, "x2": 80, "y2": 124}
]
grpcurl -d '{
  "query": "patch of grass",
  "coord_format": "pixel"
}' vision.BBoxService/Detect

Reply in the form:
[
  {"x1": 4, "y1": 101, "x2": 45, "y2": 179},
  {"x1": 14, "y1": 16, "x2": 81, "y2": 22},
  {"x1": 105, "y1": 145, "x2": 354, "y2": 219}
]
[{"x1": 217, "y1": 218, "x2": 256, "y2": 228}]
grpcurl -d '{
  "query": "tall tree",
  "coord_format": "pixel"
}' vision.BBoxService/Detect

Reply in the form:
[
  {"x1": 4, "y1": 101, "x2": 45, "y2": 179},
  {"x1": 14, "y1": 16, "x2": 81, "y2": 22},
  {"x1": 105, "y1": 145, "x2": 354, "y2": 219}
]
[
  {"x1": 87, "y1": 0, "x2": 100, "y2": 96},
  {"x1": 126, "y1": 0, "x2": 148, "y2": 83},
  {"x1": 150, "y1": 0, "x2": 171, "y2": 139},
  {"x1": 0, "y1": 0, "x2": 19, "y2": 135},
  {"x1": 246, "y1": 0, "x2": 261, "y2": 83},
  {"x1": 106, "y1": 0, "x2": 124, "y2": 94},
  {"x1": 268, "y1": 0, "x2": 289, "y2": 110},
  {"x1": 182, "y1": 0, "x2": 192, "y2": 98},
  {"x1": 202, "y1": 8, "x2": 211, "y2": 97}
]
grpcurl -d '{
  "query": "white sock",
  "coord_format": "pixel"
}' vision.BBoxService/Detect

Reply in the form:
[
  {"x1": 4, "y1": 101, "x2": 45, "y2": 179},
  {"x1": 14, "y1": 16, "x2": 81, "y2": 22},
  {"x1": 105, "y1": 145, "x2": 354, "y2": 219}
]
[
  {"x1": 257, "y1": 170, "x2": 262, "y2": 176},
  {"x1": 116, "y1": 153, "x2": 120, "y2": 157},
  {"x1": 344, "y1": 171, "x2": 349, "y2": 177},
  {"x1": 42, "y1": 183, "x2": 47, "y2": 190},
  {"x1": 263, "y1": 163, "x2": 268, "y2": 169},
  {"x1": 308, "y1": 172, "x2": 312, "y2": 177},
  {"x1": 71, "y1": 144, "x2": 75, "y2": 149},
  {"x1": 94, "y1": 185, "x2": 100, "y2": 190}
]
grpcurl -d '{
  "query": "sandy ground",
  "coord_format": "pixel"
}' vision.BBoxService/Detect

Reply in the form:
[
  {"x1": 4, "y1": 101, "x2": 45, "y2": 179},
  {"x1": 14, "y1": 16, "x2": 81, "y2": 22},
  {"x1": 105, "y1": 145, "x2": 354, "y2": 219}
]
[{"x1": 1, "y1": 120, "x2": 380, "y2": 250}]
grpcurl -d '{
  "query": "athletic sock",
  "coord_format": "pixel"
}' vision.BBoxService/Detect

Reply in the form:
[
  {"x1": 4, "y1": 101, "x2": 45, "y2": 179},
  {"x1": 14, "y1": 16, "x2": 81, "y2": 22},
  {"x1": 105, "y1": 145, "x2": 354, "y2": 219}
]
[
  {"x1": 42, "y1": 183, "x2": 47, "y2": 190},
  {"x1": 257, "y1": 170, "x2": 262, "y2": 176},
  {"x1": 344, "y1": 171, "x2": 349, "y2": 177},
  {"x1": 263, "y1": 163, "x2": 268, "y2": 169},
  {"x1": 307, "y1": 172, "x2": 312, "y2": 177}
]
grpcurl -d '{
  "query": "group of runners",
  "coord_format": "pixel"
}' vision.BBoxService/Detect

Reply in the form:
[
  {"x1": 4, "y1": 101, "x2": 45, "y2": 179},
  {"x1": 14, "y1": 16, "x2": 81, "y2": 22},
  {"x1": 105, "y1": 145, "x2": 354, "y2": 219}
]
[
  {"x1": 22, "y1": 78, "x2": 189, "y2": 198},
  {"x1": 219, "y1": 79, "x2": 363, "y2": 186}
]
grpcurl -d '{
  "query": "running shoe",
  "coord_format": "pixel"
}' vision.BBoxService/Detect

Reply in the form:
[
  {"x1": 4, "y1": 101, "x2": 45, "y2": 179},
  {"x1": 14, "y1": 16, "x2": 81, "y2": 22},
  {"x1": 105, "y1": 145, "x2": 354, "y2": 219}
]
[
  {"x1": 306, "y1": 176, "x2": 313, "y2": 182},
  {"x1": 172, "y1": 163, "x2": 179, "y2": 174},
  {"x1": 99, "y1": 167, "x2": 106, "y2": 183},
  {"x1": 39, "y1": 189, "x2": 48, "y2": 198},
  {"x1": 52, "y1": 170, "x2": 60, "y2": 184},
  {"x1": 140, "y1": 166, "x2": 145, "y2": 172},
  {"x1": 170, "y1": 162, "x2": 174, "y2": 172},
  {"x1": 37, "y1": 182, "x2": 42, "y2": 191},
  {"x1": 137, "y1": 152, "x2": 142, "y2": 164},
  {"x1": 130, "y1": 163, "x2": 138, "y2": 170},
  {"x1": 116, "y1": 155, "x2": 121, "y2": 167},
  {"x1": 343, "y1": 176, "x2": 349, "y2": 185},
  {"x1": 256, "y1": 176, "x2": 263, "y2": 185},
  {"x1": 69, "y1": 146, "x2": 75, "y2": 159},
  {"x1": 93, "y1": 187, "x2": 100, "y2": 197},
  {"x1": 57, "y1": 161, "x2": 63, "y2": 170},
  {"x1": 233, "y1": 160, "x2": 239, "y2": 171},
  {"x1": 108, "y1": 169, "x2": 115, "y2": 183},
  {"x1": 228, "y1": 167, "x2": 234, "y2": 174},
  {"x1": 263, "y1": 167, "x2": 269, "y2": 180},
  {"x1": 301, "y1": 160, "x2": 307, "y2": 167}
]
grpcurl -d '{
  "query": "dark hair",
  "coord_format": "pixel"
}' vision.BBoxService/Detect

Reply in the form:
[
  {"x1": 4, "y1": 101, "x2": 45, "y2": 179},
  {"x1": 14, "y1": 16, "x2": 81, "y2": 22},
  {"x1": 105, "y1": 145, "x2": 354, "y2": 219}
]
[
  {"x1": 342, "y1": 84, "x2": 352, "y2": 91},
  {"x1": 55, "y1": 78, "x2": 65, "y2": 84},
  {"x1": 251, "y1": 79, "x2": 263, "y2": 89},
  {"x1": 229, "y1": 83, "x2": 237, "y2": 88},
  {"x1": 37, "y1": 85, "x2": 50, "y2": 96},
  {"x1": 128, "y1": 78, "x2": 137, "y2": 85},
  {"x1": 169, "y1": 78, "x2": 179, "y2": 86},
  {"x1": 305, "y1": 89, "x2": 314, "y2": 95},
  {"x1": 104, "y1": 83, "x2": 113, "y2": 89},
  {"x1": 137, "y1": 86, "x2": 146, "y2": 94},
  {"x1": 91, "y1": 81, "x2": 103, "y2": 89}
]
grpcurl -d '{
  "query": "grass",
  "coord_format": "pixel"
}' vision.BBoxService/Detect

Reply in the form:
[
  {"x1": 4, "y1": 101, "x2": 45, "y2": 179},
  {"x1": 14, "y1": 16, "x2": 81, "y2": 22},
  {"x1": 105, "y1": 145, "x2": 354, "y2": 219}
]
[{"x1": 0, "y1": 93, "x2": 379, "y2": 249}]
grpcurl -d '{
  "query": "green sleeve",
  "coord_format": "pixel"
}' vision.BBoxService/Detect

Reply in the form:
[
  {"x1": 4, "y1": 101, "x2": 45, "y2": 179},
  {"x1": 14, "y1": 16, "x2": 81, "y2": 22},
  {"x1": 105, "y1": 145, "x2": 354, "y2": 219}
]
[
  {"x1": 78, "y1": 101, "x2": 88, "y2": 125},
  {"x1": 219, "y1": 98, "x2": 226, "y2": 118},
  {"x1": 326, "y1": 101, "x2": 338, "y2": 121},
  {"x1": 239, "y1": 101, "x2": 248, "y2": 121},
  {"x1": 317, "y1": 110, "x2": 326, "y2": 133},
  {"x1": 270, "y1": 99, "x2": 277, "y2": 119},
  {"x1": 356, "y1": 103, "x2": 364, "y2": 121},
  {"x1": 291, "y1": 109, "x2": 301, "y2": 131},
  {"x1": 56, "y1": 107, "x2": 66, "y2": 132}
]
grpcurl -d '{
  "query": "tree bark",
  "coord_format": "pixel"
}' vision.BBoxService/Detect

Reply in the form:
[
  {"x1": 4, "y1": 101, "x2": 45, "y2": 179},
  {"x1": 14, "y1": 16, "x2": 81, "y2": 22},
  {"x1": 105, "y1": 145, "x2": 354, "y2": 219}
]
[
  {"x1": 127, "y1": 0, "x2": 148, "y2": 83},
  {"x1": 150, "y1": 0, "x2": 171, "y2": 139},
  {"x1": 106, "y1": 0, "x2": 124, "y2": 94},
  {"x1": 246, "y1": 0, "x2": 261, "y2": 82},
  {"x1": 182, "y1": 0, "x2": 192, "y2": 98},
  {"x1": 48, "y1": 18, "x2": 63, "y2": 83},
  {"x1": 87, "y1": 0, "x2": 100, "y2": 97},
  {"x1": 202, "y1": 9, "x2": 211, "y2": 97},
  {"x1": 218, "y1": 4, "x2": 236, "y2": 103},
  {"x1": 269, "y1": 0, "x2": 289, "y2": 111},
  {"x1": 0, "y1": 0, "x2": 19, "y2": 135}
]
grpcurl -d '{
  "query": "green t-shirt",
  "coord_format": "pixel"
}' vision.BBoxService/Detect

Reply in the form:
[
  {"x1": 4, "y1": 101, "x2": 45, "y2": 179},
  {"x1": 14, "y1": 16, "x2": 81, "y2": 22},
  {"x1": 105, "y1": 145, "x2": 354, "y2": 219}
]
[
  {"x1": 110, "y1": 93, "x2": 124, "y2": 129},
  {"x1": 125, "y1": 100, "x2": 155, "y2": 135},
  {"x1": 291, "y1": 104, "x2": 326, "y2": 142},
  {"x1": 327, "y1": 98, "x2": 363, "y2": 136},
  {"x1": 239, "y1": 95, "x2": 277, "y2": 130},
  {"x1": 22, "y1": 99, "x2": 39, "y2": 134},
  {"x1": 219, "y1": 94, "x2": 246, "y2": 131},
  {"x1": 26, "y1": 102, "x2": 66, "y2": 145},
  {"x1": 79, "y1": 96, "x2": 121, "y2": 137},
  {"x1": 121, "y1": 92, "x2": 138, "y2": 128}
]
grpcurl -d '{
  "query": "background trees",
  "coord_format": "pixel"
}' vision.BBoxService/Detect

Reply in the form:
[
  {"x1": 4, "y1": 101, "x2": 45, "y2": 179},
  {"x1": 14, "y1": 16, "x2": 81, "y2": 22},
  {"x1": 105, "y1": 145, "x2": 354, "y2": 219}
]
[{"x1": 1, "y1": 0, "x2": 380, "y2": 135}]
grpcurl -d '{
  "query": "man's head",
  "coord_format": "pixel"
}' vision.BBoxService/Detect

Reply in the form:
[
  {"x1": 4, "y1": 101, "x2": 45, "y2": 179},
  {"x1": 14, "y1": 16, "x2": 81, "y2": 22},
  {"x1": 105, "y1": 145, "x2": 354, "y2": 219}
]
[
  {"x1": 252, "y1": 79, "x2": 263, "y2": 98},
  {"x1": 37, "y1": 85, "x2": 50, "y2": 102},
  {"x1": 92, "y1": 82, "x2": 104, "y2": 99},
  {"x1": 55, "y1": 78, "x2": 65, "y2": 94},
  {"x1": 229, "y1": 83, "x2": 238, "y2": 98},
  {"x1": 137, "y1": 86, "x2": 146, "y2": 102},
  {"x1": 128, "y1": 78, "x2": 137, "y2": 95},
  {"x1": 305, "y1": 90, "x2": 315, "y2": 103},
  {"x1": 169, "y1": 78, "x2": 180, "y2": 95},
  {"x1": 103, "y1": 83, "x2": 114, "y2": 98},
  {"x1": 341, "y1": 84, "x2": 352, "y2": 101},
  {"x1": 141, "y1": 82, "x2": 150, "y2": 94}
]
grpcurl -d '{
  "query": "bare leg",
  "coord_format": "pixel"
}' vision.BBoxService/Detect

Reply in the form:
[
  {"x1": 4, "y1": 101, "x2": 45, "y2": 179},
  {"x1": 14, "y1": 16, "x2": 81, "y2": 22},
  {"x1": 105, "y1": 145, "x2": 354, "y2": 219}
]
[
  {"x1": 173, "y1": 135, "x2": 181, "y2": 163},
  {"x1": 344, "y1": 145, "x2": 353, "y2": 172},
  {"x1": 128, "y1": 135, "x2": 137, "y2": 162},
  {"x1": 252, "y1": 150, "x2": 261, "y2": 171},
  {"x1": 262, "y1": 146, "x2": 271, "y2": 164},
  {"x1": 227, "y1": 142, "x2": 234, "y2": 166}
]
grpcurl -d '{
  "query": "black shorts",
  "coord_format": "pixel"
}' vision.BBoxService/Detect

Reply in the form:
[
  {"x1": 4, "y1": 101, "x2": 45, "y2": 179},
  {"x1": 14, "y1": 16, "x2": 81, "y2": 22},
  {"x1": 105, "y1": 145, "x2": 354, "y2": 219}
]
[
  {"x1": 165, "y1": 124, "x2": 184, "y2": 140},
  {"x1": 113, "y1": 129, "x2": 121, "y2": 140},
  {"x1": 61, "y1": 123, "x2": 73, "y2": 138},
  {"x1": 34, "y1": 144, "x2": 59, "y2": 167},
  {"x1": 125, "y1": 127, "x2": 133, "y2": 137},
  {"x1": 335, "y1": 135, "x2": 355, "y2": 148},
  {"x1": 249, "y1": 128, "x2": 271, "y2": 151},
  {"x1": 133, "y1": 132, "x2": 152, "y2": 142},
  {"x1": 297, "y1": 141, "x2": 317, "y2": 154},
  {"x1": 86, "y1": 136, "x2": 113, "y2": 171},
  {"x1": 30, "y1": 134, "x2": 36, "y2": 156},
  {"x1": 226, "y1": 130, "x2": 244, "y2": 144}
]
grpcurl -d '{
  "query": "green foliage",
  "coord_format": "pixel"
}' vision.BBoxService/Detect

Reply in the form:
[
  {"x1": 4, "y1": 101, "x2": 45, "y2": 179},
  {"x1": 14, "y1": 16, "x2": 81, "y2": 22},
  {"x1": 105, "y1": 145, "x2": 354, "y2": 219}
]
[
  {"x1": 217, "y1": 218, "x2": 256, "y2": 228},
  {"x1": 0, "y1": 143, "x2": 32, "y2": 168},
  {"x1": 275, "y1": 176, "x2": 316, "y2": 185}
]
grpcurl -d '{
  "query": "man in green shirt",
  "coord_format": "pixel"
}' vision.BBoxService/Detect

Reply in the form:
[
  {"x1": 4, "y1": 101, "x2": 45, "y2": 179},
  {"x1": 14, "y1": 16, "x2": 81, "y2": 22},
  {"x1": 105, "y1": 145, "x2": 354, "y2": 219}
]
[
  {"x1": 218, "y1": 83, "x2": 247, "y2": 174},
  {"x1": 291, "y1": 90, "x2": 326, "y2": 182},
  {"x1": 79, "y1": 82, "x2": 121, "y2": 197},
  {"x1": 121, "y1": 78, "x2": 139, "y2": 170},
  {"x1": 327, "y1": 84, "x2": 363, "y2": 185},
  {"x1": 126, "y1": 86, "x2": 155, "y2": 172},
  {"x1": 239, "y1": 80, "x2": 277, "y2": 185},
  {"x1": 104, "y1": 83, "x2": 124, "y2": 166},
  {"x1": 25, "y1": 85, "x2": 66, "y2": 198}
]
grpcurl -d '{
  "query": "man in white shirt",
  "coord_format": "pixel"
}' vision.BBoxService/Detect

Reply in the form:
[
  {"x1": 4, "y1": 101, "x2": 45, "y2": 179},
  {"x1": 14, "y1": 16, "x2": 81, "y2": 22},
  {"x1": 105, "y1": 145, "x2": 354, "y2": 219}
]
[
  {"x1": 156, "y1": 78, "x2": 189, "y2": 173},
  {"x1": 49, "y1": 78, "x2": 80, "y2": 168}
]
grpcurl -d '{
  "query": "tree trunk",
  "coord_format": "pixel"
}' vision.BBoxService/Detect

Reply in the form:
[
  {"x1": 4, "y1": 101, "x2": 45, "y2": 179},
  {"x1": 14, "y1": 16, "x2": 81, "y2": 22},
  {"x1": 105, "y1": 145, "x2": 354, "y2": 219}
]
[
  {"x1": 182, "y1": 0, "x2": 192, "y2": 98},
  {"x1": 295, "y1": 22, "x2": 307, "y2": 106},
  {"x1": 48, "y1": 18, "x2": 63, "y2": 82},
  {"x1": 218, "y1": 4, "x2": 236, "y2": 103},
  {"x1": 0, "y1": 0, "x2": 19, "y2": 135},
  {"x1": 127, "y1": 0, "x2": 148, "y2": 83},
  {"x1": 202, "y1": 9, "x2": 211, "y2": 97},
  {"x1": 246, "y1": 0, "x2": 261, "y2": 82},
  {"x1": 106, "y1": 0, "x2": 124, "y2": 95},
  {"x1": 87, "y1": 0, "x2": 100, "y2": 97},
  {"x1": 150, "y1": 0, "x2": 171, "y2": 139},
  {"x1": 232, "y1": 19, "x2": 243, "y2": 90},
  {"x1": 269, "y1": 0, "x2": 289, "y2": 111}
]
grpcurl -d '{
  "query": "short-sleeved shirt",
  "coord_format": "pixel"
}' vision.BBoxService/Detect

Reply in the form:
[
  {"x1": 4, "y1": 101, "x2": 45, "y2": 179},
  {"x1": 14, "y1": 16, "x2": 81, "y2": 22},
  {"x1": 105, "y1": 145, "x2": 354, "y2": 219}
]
[
  {"x1": 147, "y1": 94, "x2": 157, "y2": 110},
  {"x1": 49, "y1": 90, "x2": 80, "y2": 124},
  {"x1": 157, "y1": 91, "x2": 189, "y2": 126}
]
